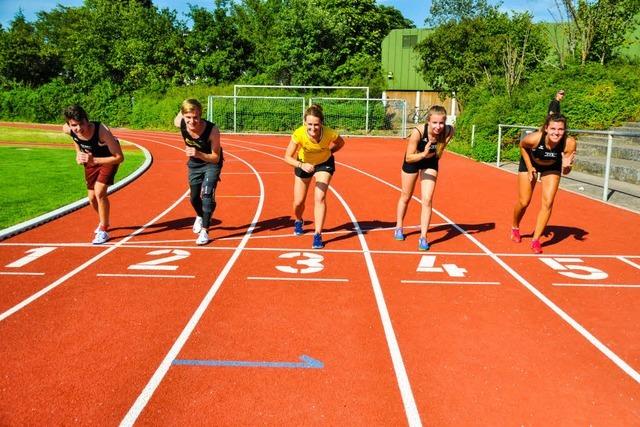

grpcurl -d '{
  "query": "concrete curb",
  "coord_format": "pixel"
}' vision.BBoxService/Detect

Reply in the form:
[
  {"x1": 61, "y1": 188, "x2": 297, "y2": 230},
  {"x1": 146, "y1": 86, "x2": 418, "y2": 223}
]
[{"x1": 0, "y1": 142, "x2": 152, "y2": 241}]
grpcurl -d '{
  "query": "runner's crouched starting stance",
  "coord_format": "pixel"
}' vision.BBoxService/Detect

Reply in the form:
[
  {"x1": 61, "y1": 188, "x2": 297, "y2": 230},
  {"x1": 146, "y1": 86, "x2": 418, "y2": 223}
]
[
  {"x1": 284, "y1": 104, "x2": 345, "y2": 249},
  {"x1": 511, "y1": 114, "x2": 577, "y2": 253},
  {"x1": 174, "y1": 99, "x2": 223, "y2": 245},
  {"x1": 63, "y1": 104, "x2": 124, "y2": 244},
  {"x1": 395, "y1": 105, "x2": 454, "y2": 251}
]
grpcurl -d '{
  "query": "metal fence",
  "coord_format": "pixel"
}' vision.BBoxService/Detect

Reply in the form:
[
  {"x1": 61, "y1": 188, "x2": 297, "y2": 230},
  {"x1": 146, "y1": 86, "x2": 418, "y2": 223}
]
[{"x1": 497, "y1": 124, "x2": 640, "y2": 201}]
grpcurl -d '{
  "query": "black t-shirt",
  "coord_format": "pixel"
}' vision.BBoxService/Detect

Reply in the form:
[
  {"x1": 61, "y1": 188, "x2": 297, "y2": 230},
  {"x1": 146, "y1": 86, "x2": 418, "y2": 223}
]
[
  {"x1": 548, "y1": 99, "x2": 561, "y2": 116},
  {"x1": 180, "y1": 119, "x2": 215, "y2": 165},
  {"x1": 70, "y1": 121, "x2": 112, "y2": 158}
]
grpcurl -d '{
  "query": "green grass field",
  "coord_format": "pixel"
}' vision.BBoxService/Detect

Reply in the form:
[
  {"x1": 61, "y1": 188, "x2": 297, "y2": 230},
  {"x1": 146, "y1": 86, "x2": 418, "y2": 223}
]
[{"x1": 0, "y1": 126, "x2": 146, "y2": 229}]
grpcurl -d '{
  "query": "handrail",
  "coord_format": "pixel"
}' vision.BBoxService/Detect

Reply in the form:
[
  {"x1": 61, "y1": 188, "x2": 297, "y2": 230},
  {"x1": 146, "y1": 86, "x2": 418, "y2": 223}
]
[{"x1": 497, "y1": 123, "x2": 640, "y2": 202}]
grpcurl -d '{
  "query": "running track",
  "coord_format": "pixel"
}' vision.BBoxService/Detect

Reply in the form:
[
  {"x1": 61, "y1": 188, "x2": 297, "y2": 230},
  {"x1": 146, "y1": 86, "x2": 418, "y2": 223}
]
[{"x1": 0, "y1": 126, "x2": 639, "y2": 425}]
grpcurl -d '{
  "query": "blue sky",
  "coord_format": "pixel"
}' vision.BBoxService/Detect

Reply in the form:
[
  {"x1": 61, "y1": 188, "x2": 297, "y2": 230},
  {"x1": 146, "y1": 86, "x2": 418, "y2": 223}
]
[{"x1": 1, "y1": 1, "x2": 561, "y2": 28}]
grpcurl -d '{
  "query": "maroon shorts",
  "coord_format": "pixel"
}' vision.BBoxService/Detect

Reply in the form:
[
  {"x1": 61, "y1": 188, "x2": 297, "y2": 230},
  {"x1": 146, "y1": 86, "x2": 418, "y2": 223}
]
[{"x1": 84, "y1": 163, "x2": 118, "y2": 190}]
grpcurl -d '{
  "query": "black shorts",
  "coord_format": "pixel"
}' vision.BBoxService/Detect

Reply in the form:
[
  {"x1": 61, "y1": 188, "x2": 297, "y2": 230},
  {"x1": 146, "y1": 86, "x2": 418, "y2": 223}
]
[
  {"x1": 295, "y1": 155, "x2": 335, "y2": 179},
  {"x1": 518, "y1": 157, "x2": 561, "y2": 174},
  {"x1": 402, "y1": 155, "x2": 439, "y2": 174}
]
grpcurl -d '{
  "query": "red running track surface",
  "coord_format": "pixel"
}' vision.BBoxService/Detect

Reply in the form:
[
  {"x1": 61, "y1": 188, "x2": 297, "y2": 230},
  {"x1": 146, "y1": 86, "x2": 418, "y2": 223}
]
[{"x1": 0, "y1": 127, "x2": 639, "y2": 425}]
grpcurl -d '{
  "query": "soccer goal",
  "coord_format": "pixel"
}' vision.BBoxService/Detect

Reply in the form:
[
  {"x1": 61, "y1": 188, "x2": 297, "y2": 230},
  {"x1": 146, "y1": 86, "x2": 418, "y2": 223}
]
[{"x1": 208, "y1": 85, "x2": 407, "y2": 137}]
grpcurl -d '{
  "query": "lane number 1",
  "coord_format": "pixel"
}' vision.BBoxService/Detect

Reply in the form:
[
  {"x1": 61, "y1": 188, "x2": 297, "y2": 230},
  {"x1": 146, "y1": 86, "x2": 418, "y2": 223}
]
[{"x1": 6, "y1": 247, "x2": 57, "y2": 268}]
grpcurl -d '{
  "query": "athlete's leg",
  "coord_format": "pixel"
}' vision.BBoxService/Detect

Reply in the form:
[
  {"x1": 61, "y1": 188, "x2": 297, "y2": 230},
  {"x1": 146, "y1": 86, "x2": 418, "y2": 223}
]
[
  {"x1": 396, "y1": 171, "x2": 418, "y2": 228},
  {"x1": 188, "y1": 165, "x2": 205, "y2": 219},
  {"x1": 201, "y1": 164, "x2": 222, "y2": 229},
  {"x1": 293, "y1": 175, "x2": 312, "y2": 221},
  {"x1": 93, "y1": 182, "x2": 110, "y2": 230},
  {"x1": 512, "y1": 172, "x2": 536, "y2": 229},
  {"x1": 312, "y1": 171, "x2": 332, "y2": 234},
  {"x1": 532, "y1": 172, "x2": 560, "y2": 240},
  {"x1": 419, "y1": 169, "x2": 438, "y2": 238}
]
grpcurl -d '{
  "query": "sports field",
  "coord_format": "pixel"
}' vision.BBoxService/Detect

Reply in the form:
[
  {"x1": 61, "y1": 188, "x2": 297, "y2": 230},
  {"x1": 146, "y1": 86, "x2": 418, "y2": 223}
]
[{"x1": 0, "y1": 125, "x2": 638, "y2": 425}]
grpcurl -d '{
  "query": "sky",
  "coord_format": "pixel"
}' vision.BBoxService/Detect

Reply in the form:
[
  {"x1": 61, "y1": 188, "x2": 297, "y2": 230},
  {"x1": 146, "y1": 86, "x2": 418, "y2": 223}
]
[{"x1": 0, "y1": 0, "x2": 562, "y2": 29}]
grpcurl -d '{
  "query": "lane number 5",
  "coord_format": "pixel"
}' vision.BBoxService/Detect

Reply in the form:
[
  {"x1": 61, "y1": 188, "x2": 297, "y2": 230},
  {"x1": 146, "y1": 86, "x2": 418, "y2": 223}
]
[{"x1": 539, "y1": 257, "x2": 608, "y2": 280}]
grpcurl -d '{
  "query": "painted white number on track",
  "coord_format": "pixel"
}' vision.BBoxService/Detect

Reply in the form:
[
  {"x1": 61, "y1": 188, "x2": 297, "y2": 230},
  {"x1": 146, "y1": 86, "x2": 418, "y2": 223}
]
[
  {"x1": 6, "y1": 247, "x2": 57, "y2": 268},
  {"x1": 417, "y1": 255, "x2": 467, "y2": 277},
  {"x1": 128, "y1": 249, "x2": 190, "y2": 271},
  {"x1": 540, "y1": 257, "x2": 608, "y2": 280},
  {"x1": 276, "y1": 252, "x2": 324, "y2": 274}
]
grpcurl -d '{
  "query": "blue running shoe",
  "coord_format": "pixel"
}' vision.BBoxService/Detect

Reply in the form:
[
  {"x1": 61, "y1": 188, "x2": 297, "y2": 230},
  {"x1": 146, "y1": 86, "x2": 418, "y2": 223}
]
[
  {"x1": 294, "y1": 220, "x2": 304, "y2": 236},
  {"x1": 418, "y1": 237, "x2": 430, "y2": 251},
  {"x1": 394, "y1": 227, "x2": 404, "y2": 241},
  {"x1": 312, "y1": 233, "x2": 324, "y2": 249}
]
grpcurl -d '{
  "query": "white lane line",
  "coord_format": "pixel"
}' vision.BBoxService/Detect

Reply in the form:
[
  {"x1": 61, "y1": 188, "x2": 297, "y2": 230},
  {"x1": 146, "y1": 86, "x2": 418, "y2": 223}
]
[
  {"x1": 402, "y1": 280, "x2": 501, "y2": 286},
  {"x1": 334, "y1": 157, "x2": 640, "y2": 385},
  {"x1": 247, "y1": 276, "x2": 348, "y2": 282},
  {"x1": 0, "y1": 191, "x2": 190, "y2": 322},
  {"x1": 97, "y1": 273, "x2": 195, "y2": 279},
  {"x1": 216, "y1": 195, "x2": 260, "y2": 198},
  {"x1": 617, "y1": 256, "x2": 640, "y2": 270},
  {"x1": 328, "y1": 187, "x2": 422, "y2": 427},
  {"x1": 224, "y1": 141, "x2": 422, "y2": 426},
  {"x1": 553, "y1": 283, "x2": 640, "y2": 288},
  {"x1": 120, "y1": 150, "x2": 265, "y2": 426},
  {"x1": 0, "y1": 272, "x2": 45, "y2": 276}
]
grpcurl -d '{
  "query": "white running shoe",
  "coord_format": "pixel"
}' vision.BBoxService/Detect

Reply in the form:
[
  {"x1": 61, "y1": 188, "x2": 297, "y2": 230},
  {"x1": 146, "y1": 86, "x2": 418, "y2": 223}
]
[
  {"x1": 192, "y1": 216, "x2": 203, "y2": 234},
  {"x1": 196, "y1": 229, "x2": 209, "y2": 245},
  {"x1": 94, "y1": 224, "x2": 102, "y2": 233},
  {"x1": 92, "y1": 230, "x2": 109, "y2": 245}
]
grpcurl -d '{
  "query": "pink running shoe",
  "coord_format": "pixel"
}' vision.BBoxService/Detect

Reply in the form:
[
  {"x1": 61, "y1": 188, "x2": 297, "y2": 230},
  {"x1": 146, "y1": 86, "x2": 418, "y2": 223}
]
[
  {"x1": 510, "y1": 228, "x2": 521, "y2": 243},
  {"x1": 531, "y1": 239, "x2": 542, "y2": 254}
]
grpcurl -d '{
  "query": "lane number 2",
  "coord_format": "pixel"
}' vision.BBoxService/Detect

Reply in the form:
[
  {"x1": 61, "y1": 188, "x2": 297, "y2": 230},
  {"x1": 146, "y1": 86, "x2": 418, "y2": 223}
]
[{"x1": 128, "y1": 249, "x2": 190, "y2": 271}]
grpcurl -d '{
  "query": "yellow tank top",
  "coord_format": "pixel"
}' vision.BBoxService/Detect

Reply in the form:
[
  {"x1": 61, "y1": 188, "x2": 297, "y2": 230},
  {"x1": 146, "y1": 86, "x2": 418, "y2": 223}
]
[{"x1": 292, "y1": 125, "x2": 339, "y2": 165}]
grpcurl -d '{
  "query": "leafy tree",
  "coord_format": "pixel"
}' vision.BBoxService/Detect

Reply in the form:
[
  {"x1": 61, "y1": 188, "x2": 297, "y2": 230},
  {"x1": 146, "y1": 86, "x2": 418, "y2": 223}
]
[
  {"x1": 562, "y1": 0, "x2": 640, "y2": 65},
  {"x1": 425, "y1": 0, "x2": 500, "y2": 26},
  {"x1": 182, "y1": 0, "x2": 252, "y2": 84},
  {"x1": 415, "y1": 10, "x2": 547, "y2": 103},
  {"x1": 0, "y1": 12, "x2": 60, "y2": 87}
]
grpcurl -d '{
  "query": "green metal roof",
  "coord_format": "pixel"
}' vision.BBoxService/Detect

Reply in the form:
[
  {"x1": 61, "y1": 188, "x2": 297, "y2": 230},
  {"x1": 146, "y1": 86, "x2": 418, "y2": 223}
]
[{"x1": 381, "y1": 28, "x2": 434, "y2": 91}]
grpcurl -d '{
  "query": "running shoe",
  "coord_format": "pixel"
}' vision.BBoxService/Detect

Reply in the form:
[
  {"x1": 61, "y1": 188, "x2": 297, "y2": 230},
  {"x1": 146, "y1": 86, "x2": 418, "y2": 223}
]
[
  {"x1": 196, "y1": 229, "x2": 209, "y2": 245},
  {"x1": 92, "y1": 230, "x2": 109, "y2": 245},
  {"x1": 94, "y1": 224, "x2": 102, "y2": 233},
  {"x1": 192, "y1": 216, "x2": 203, "y2": 234},
  {"x1": 294, "y1": 220, "x2": 304, "y2": 236},
  {"x1": 510, "y1": 228, "x2": 522, "y2": 243},
  {"x1": 312, "y1": 233, "x2": 324, "y2": 249},
  {"x1": 531, "y1": 239, "x2": 542, "y2": 254},
  {"x1": 418, "y1": 237, "x2": 430, "y2": 251},
  {"x1": 394, "y1": 227, "x2": 405, "y2": 241}
]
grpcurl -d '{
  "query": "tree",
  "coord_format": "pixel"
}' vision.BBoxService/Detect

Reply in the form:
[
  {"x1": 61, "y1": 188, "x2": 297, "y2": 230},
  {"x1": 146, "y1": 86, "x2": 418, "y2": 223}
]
[
  {"x1": 182, "y1": 0, "x2": 252, "y2": 84},
  {"x1": 425, "y1": 0, "x2": 500, "y2": 26},
  {"x1": 415, "y1": 10, "x2": 547, "y2": 103},
  {"x1": 0, "y1": 12, "x2": 61, "y2": 87},
  {"x1": 561, "y1": 0, "x2": 640, "y2": 65}
]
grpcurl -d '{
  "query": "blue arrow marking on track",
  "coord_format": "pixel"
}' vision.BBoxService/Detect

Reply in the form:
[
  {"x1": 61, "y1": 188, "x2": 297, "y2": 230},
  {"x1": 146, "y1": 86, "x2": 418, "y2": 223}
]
[{"x1": 172, "y1": 354, "x2": 323, "y2": 369}]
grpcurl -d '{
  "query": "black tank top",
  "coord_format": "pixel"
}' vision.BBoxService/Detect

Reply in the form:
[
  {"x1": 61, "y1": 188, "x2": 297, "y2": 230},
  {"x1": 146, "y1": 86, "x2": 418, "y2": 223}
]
[
  {"x1": 531, "y1": 132, "x2": 565, "y2": 165},
  {"x1": 416, "y1": 125, "x2": 438, "y2": 156},
  {"x1": 70, "y1": 121, "x2": 112, "y2": 158},
  {"x1": 181, "y1": 119, "x2": 215, "y2": 165}
]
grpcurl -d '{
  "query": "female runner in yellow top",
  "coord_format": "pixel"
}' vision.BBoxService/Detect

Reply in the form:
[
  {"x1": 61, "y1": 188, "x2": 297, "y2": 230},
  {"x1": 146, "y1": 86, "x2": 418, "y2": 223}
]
[{"x1": 284, "y1": 104, "x2": 345, "y2": 249}]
